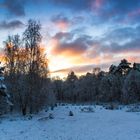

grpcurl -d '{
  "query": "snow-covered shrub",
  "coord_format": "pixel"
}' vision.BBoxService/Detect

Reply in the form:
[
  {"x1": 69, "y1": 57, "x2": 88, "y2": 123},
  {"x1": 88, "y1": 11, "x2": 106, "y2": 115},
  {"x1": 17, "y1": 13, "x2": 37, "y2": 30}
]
[
  {"x1": 38, "y1": 113, "x2": 54, "y2": 121},
  {"x1": 61, "y1": 103, "x2": 65, "y2": 106},
  {"x1": 45, "y1": 108, "x2": 49, "y2": 112},
  {"x1": 126, "y1": 105, "x2": 140, "y2": 112},
  {"x1": 0, "y1": 63, "x2": 13, "y2": 114},
  {"x1": 49, "y1": 113, "x2": 54, "y2": 119},
  {"x1": 28, "y1": 115, "x2": 33, "y2": 120},
  {"x1": 54, "y1": 103, "x2": 57, "y2": 107},
  {"x1": 51, "y1": 106, "x2": 54, "y2": 111},
  {"x1": 69, "y1": 111, "x2": 74, "y2": 116},
  {"x1": 104, "y1": 103, "x2": 119, "y2": 110},
  {"x1": 81, "y1": 107, "x2": 94, "y2": 113}
]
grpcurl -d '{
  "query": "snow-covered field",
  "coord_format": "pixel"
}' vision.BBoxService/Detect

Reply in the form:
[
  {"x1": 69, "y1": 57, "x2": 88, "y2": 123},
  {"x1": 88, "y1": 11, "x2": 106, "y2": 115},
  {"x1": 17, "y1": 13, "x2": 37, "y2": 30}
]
[{"x1": 0, "y1": 105, "x2": 140, "y2": 140}]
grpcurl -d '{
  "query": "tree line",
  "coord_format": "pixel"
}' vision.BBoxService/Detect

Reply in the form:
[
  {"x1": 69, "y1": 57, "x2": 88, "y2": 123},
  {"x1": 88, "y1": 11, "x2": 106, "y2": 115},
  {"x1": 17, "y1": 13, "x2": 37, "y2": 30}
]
[
  {"x1": 53, "y1": 59, "x2": 140, "y2": 104},
  {"x1": 0, "y1": 19, "x2": 140, "y2": 115},
  {"x1": 2, "y1": 19, "x2": 55, "y2": 115}
]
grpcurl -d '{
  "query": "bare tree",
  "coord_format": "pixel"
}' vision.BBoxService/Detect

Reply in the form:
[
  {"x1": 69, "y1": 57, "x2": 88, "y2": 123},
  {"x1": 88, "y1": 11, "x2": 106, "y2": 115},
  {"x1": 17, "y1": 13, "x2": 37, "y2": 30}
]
[
  {"x1": 3, "y1": 20, "x2": 51, "y2": 115},
  {"x1": 23, "y1": 19, "x2": 49, "y2": 114}
]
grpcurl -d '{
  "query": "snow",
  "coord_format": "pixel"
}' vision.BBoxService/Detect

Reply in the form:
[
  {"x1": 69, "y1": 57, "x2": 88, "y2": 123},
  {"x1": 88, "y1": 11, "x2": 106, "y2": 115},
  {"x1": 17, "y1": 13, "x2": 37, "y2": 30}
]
[
  {"x1": 0, "y1": 84, "x2": 7, "y2": 89},
  {"x1": 0, "y1": 76, "x2": 4, "y2": 81},
  {"x1": 1, "y1": 105, "x2": 140, "y2": 140}
]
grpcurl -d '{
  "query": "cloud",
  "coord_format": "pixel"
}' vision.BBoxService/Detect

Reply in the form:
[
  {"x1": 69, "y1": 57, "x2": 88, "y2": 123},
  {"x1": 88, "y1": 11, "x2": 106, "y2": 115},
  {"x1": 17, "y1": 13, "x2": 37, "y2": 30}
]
[
  {"x1": 49, "y1": 0, "x2": 102, "y2": 13},
  {"x1": 51, "y1": 14, "x2": 85, "y2": 30},
  {"x1": 103, "y1": 27, "x2": 136, "y2": 42},
  {"x1": 2, "y1": 0, "x2": 25, "y2": 16},
  {"x1": 0, "y1": 20, "x2": 24, "y2": 29},
  {"x1": 88, "y1": 39, "x2": 140, "y2": 61},
  {"x1": 1, "y1": 0, "x2": 140, "y2": 23},
  {"x1": 51, "y1": 14, "x2": 69, "y2": 23},
  {"x1": 49, "y1": 0, "x2": 135, "y2": 12},
  {"x1": 0, "y1": 0, "x2": 49, "y2": 17},
  {"x1": 49, "y1": 0, "x2": 140, "y2": 24},
  {"x1": 51, "y1": 24, "x2": 140, "y2": 58},
  {"x1": 51, "y1": 14, "x2": 70, "y2": 30},
  {"x1": 51, "y1": 32, "x2": 93, "y2": 56},
  {"x1": 48, "y1": 24, "x2": 140, "y2": 77},
  {"x1": 100, "y1": 25, "x2": 140, "y2": 54},
  {"x1": 50, "y1": 26, "x2": 140, "y2": 64},
  {"x1": 53, "y1": 32, "x2": 74, "y2": 40},
  {"x1": 51, "y1": 62, "x2": 111, "y2": 76},
  {"x1": 94, "y1": 0, "x2": 140, "y2": 23},
  {"x1": 49, "y1": 0, "x2": 93, "y2": 11}
]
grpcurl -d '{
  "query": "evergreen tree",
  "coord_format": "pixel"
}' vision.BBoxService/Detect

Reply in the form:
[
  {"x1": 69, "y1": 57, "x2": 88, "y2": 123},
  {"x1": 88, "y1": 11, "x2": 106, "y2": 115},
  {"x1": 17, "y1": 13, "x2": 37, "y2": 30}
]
[
  {"x1": 0, "y1": 62, "x2": 13, "y2": 106},
  {"x1": 122, "y1": 69, "x2": 140, "y2": 104}
]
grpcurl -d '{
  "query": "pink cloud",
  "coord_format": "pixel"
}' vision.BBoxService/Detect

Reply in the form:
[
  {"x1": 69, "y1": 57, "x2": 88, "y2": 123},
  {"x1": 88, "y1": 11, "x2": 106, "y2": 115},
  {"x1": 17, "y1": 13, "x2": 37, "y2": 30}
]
[
  {"x1": 91, "y1": 0, "x2": 104, "y2": 11},
  {"x1": 128, "y1": 8, "x2": 140, "y2": 17},
  {"x1": 95, "y1": 0, "x2": 103, "y2": 9},
  {"x1": 54, "y1": 21, "x2": 69, "y2": 31}
]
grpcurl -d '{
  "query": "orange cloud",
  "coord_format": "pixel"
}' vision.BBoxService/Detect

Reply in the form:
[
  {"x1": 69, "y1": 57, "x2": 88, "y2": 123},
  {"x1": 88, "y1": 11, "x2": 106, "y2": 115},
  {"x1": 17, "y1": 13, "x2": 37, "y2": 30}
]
[
  {"x1": 49, "y1": 48, "x2": 140, "y2": 78},
  {"x1": 44, "y1": 29, "x2": 140, "y2": 78},
  {"x1": 51, "y1": 14, "x2": 70, "y2": 31},
  {"x1": 55, "y1": 21, "x2": 69, "y2": 31}
]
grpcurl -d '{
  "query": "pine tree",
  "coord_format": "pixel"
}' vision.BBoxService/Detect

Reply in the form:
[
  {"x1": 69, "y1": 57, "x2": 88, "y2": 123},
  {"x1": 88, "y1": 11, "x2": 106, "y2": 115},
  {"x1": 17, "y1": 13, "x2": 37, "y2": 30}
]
[
  {"x1": 0, "y1": 62, "x2": 13, "y2": 106},
  {"x1": 122, "y1": 69, "x2": 140, "y2": 104}
]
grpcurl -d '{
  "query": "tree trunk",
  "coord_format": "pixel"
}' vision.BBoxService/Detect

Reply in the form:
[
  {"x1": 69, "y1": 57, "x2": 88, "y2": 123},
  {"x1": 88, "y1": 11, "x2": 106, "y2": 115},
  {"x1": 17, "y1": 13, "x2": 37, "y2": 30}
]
[{"x1": 22, "y1": 106, "x2": 27, "y2": 116}]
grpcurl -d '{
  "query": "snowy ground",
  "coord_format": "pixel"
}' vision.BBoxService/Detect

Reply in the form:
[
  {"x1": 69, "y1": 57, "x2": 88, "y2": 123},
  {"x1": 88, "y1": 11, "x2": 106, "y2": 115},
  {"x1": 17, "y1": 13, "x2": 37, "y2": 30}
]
[{"x1": 0, "y1": 105, "x2": 140, "y2": 140}]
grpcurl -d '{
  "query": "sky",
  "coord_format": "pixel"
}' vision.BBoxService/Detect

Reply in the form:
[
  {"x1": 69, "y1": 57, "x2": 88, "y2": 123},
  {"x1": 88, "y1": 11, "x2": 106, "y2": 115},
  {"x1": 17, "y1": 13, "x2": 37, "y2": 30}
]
[{"x1": 0, "y1": 0, "x2": 140, "y2": 77}]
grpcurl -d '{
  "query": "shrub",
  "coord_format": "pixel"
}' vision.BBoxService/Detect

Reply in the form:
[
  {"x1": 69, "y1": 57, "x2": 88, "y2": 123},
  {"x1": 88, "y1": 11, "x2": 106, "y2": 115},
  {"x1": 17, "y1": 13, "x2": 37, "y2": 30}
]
[
  {"x1": 81, "y1": 107, "x2": 94, "y2": 113},
  {"x1": 49, "y1": 113, "x2": 54, "y2": 119},
  {"x1": 69, "y1": 111, "x2": 74, "y2": 116}
]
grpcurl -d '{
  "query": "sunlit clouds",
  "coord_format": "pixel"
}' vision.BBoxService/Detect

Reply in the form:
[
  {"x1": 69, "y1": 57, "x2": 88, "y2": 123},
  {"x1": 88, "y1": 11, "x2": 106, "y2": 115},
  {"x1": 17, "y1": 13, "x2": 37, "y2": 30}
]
[{"x1": 0, "y1": 0, "x2": 140, "y2": 77}]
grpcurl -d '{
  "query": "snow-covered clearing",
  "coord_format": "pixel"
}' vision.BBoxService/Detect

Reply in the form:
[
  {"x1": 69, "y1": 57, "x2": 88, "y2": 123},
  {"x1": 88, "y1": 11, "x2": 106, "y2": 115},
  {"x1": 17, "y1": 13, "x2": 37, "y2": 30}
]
[{"x1": 0, "y1": 105, "x2": 140, "y2": 140}]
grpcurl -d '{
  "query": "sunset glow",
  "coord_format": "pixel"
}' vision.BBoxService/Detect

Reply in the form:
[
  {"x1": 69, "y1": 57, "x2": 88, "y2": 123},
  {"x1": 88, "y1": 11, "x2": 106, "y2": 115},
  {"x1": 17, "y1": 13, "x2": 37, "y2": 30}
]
[{"x1": 0, "y1": 0, "x2": 140, "y2": 77}]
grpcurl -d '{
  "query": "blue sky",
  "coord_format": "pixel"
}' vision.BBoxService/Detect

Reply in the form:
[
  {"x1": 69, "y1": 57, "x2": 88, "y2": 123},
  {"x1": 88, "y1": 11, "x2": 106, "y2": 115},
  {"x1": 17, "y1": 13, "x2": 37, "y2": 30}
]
[{"x1": 0, "y1": 0, "x2": 140, "y2": 77}]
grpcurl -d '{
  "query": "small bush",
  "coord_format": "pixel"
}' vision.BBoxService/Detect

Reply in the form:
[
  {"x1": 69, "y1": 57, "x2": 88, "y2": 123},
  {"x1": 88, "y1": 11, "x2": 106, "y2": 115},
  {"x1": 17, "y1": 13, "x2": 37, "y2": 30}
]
[
  {"x1": 45, "y1": 109, "x2": 48, "y2": 112},
  {"x1": 51, "y1": 106, "x2": 54, "y2": 111},
  {"x1": 61, "y1": 103, "x2": 65, "y2": 106},
  {"x1": 81, "y1": 107, "x2": 94, "y2": 113},
  {"x1": 55, "y1": 103, "x2": 57, "y2": 107},
  {"x1": 49, "y1": 113, "x2": 54, "y2": 119},
  {"x1": 28, "y1": 115, "x2": 33, "y2": 120},
  {"x1": 69, "y1": 111, "x2": 74, "y2": 116},
  {"x1": 104, "y1": 103, "x2": 119, "y2": 110},
  {"x1": 126, "y1": 105, "x2": 140, "y2": 112}
]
